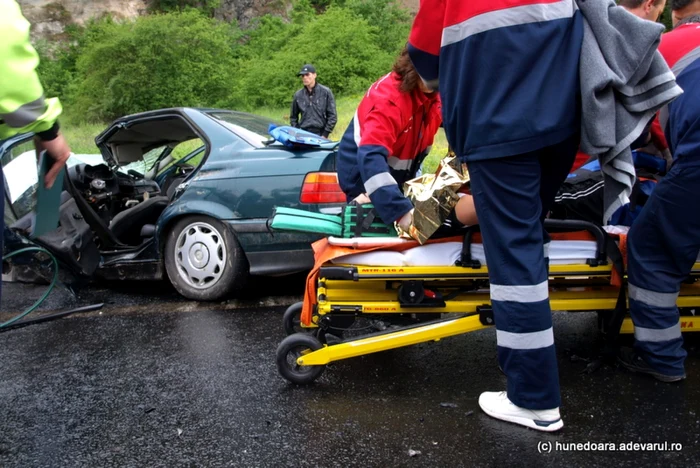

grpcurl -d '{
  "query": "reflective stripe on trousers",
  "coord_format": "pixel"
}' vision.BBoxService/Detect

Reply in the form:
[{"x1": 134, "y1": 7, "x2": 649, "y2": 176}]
[
  {"x1": 466, "y1": 135, "x2": 578, "y2": 410},
  {"x1": 626, "y1": 158, "x2": 700, "y2": 376}
]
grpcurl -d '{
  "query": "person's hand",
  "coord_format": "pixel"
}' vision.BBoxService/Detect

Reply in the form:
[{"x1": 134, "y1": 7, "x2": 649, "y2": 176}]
[
  {"x1": 661, "y1": 148, "x2": 673, "y2": 173},
  {"x1": 34, "y1": 133, "x2": 71, "y2": 189},
  {"x1": 353, "y1": 193, "x2": 371, "y2": 205},
  {"x1": 321, "y1": 132, "x2": 330, "y2": 139},
  {"x1": 397, "y1": 209, "x2": 414, "y2": 232}
]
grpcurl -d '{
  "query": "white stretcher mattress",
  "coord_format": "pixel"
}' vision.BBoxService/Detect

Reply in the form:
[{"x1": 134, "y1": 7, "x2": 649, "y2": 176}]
[{"x1": 329, "y1": 239, "x2": 599, "y2": 267}]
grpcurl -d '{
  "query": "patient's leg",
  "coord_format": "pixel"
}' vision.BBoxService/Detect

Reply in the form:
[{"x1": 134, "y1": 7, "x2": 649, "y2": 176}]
[{"x1": 454, "y1": 193, "x2": 478, "y2": 226}]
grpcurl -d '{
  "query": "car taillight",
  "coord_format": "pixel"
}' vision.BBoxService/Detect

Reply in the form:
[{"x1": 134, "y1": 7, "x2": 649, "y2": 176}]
[{"x1": 300, "y1": 172, "x2": 346, "y2": 204}]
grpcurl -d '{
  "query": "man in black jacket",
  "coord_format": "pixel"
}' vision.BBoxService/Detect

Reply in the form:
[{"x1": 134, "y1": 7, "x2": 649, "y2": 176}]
[{"x1": 289, "y1": 64, "x2": 337, "y2": 138}]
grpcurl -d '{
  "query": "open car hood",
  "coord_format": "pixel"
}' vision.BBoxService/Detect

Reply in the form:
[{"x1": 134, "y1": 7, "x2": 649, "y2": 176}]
[{"x1": 95, "y1": 111, "x2": 199, "y2": 167}]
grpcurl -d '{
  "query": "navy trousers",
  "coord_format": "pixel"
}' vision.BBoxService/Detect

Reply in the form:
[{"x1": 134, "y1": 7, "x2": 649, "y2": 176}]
[
  {"x1": 627, "y1": 157, "x2": 700, "y2": 377},
  {"x1": 467, "y1": 136, "x2": 578, "y2": 410}
]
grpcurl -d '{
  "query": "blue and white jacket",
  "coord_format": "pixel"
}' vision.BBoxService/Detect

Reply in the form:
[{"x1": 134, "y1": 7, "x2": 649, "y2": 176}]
[
  {"x1": 408, "y1": 0, "x2": 583, "y2": 161},
  {"x1": 658, "y1": 23, "x2": 700, "y2": 163}
]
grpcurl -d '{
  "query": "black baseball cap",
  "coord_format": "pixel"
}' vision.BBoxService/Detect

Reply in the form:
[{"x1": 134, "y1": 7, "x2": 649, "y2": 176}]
[{"x1": 297, "y1": 64, "x2": 316, "y2": 76}]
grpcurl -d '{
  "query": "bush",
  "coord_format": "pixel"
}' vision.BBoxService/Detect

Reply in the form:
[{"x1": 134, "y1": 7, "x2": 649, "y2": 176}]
[
  {"x1": 229, "y1": 5, "x2": 398, "y2": 109},
  {"x1": 37, "y1": 0, "x2": 412, "y2": 120},
  {"x1": 70, "y1": 10, "x2": 240, "y2": 121},
  {"x1": 342, "y1": 0, "x2": 412, "y2": 53},
  {"x1": 35, "y1": 40, "x2": 74, "y2": 99},
  {"x1": 35, "y1": 23, "x2": 88, "y2": 101},
  {"x1": 149, "y1": 0, "x2": 221, "y2": 14},
  {"x1": 660, "y1": 3, "x2": 673, "y2": 31}
]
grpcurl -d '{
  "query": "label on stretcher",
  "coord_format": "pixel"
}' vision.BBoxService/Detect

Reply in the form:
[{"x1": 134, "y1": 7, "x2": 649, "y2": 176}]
[
  {"x1": 358, "y1": 267, "x2": 406, "y2": 274},
  {"x1": 364, "y1": 306, "x2": 400, "y2": 312}
]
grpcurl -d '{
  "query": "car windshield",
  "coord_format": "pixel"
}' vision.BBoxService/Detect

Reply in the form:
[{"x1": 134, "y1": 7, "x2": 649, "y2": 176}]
[
  {"x1": 121, "y1": 139, "x2": 205, "y2": 176},
  {"x1": 207, "y1": 111, "x2": 280, "y2": 148},
  {"x1": 121, "y1": 146, "x2": 169, "y2": 176}
]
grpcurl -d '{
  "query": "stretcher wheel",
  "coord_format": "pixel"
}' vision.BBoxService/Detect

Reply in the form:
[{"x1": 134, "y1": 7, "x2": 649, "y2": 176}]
[
  {"x1": 276, "y1": 334, "x2": 325, "y2": 385},
  {"x1": 283, "y1": 302, "x2": 307, "y2": 335}
]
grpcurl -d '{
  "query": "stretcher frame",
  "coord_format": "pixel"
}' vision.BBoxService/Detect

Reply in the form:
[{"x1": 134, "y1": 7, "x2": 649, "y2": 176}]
[{"x1": 276, "y1": 220, "x2": 700, "y2": 384}]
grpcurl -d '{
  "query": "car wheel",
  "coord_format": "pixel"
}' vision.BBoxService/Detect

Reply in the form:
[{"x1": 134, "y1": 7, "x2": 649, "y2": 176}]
[{"x1": 164, "y1": 216, "x2": 247, "y2": 301}]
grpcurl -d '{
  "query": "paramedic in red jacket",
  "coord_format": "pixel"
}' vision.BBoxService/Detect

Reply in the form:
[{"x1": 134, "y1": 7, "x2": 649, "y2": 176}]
[
  {"x1": 337, "y1": 48, "x2": 444, "y2": 230},
  {"x1": 409, "y1": 0, "x2": 583, "y2": 432},
  {"x1": 617, "y1": 15, "x2": 700, "y2": 382}
]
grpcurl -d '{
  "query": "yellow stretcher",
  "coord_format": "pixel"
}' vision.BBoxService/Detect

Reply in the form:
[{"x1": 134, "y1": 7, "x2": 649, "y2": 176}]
[{"x1": 275, "y1": 220, "x2": 700, "y2": 384}]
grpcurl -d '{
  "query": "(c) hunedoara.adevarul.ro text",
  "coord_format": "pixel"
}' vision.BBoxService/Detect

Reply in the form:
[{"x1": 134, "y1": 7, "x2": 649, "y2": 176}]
[{"x1": 537, "y1": 441, "x2": 683, "y2": 453}]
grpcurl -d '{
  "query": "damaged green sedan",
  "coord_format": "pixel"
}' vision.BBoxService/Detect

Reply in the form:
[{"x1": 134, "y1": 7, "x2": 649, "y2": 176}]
[{"x1": 2, "y1": 108, "x2": 345, "y2": 300}]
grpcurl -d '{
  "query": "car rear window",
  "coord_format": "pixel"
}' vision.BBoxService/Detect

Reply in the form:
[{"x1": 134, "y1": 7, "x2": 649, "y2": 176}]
[{"x1": 207, "y1": 112, "x2": 281, "y2": 148}]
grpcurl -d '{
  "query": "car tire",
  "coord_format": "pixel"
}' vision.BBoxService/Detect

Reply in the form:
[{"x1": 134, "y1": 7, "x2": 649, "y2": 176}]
[{"x1": 164, "y1": 215, "x2": 247, "y2": 301}]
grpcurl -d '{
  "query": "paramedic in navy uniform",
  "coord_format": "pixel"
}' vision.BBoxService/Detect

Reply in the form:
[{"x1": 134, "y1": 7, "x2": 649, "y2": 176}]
[
  {"x1": 617, "y1": 10, "x2": 700, "y2": 383},
  {"x1": 408, "y1": 0, "x2": 583, "y2": 432}
]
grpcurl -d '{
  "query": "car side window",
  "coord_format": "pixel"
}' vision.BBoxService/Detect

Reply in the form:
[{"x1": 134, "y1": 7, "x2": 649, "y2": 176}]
[
  {"x1": 157, "y1": 138, "x2": 206, "y2": 176},
  {"x1": 1, "y1": 139, "x2": 36, "y2": 169},
  {"x1": 9, "y1": 140, "x2": 36, "y2": 161},
  {"x1": 171, "y1": 138, "x2": 205, "y2": 164},
  {"x1": 2, "y1": 139, "x2": 38, "y2": 224}
]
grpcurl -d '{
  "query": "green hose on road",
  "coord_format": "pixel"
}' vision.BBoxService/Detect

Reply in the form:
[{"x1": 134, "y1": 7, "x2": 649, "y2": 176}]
[{"x1": 1, "y1": 246, "x2": 58, "y2": 329}]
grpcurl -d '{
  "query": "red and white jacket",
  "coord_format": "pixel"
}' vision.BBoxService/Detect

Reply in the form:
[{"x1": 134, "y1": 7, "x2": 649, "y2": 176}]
[{"x1": 337, "y1": 72, "x2": 442, "y2": 224}]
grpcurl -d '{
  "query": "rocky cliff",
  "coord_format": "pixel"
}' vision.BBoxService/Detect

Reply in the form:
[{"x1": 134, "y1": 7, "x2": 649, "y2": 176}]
[
  {"x1": 16, "y1": 0, "x2": 292, "y2": 40},
  {"x1": 18, "y1": 0, "x2": 148, "y2": 39},
  {"x1": 17, "y1": 0, "x2": 417, "y2": 41}
]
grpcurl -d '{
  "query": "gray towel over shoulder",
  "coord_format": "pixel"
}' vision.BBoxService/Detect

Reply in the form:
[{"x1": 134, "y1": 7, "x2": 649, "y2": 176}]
[{"x1": 577, "y1": 0, "x2": 683, "y2": 223}]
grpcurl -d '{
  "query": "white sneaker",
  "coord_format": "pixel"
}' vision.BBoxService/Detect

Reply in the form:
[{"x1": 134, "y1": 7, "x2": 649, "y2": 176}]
[{"x1": 478, "y1": 391, "x2": 563, "y2": 432}]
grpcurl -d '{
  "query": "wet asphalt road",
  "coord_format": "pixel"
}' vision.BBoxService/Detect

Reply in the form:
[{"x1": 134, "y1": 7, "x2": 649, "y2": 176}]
[{"x1": 1, "y1": 279, "x2": 699, "y2": 467}]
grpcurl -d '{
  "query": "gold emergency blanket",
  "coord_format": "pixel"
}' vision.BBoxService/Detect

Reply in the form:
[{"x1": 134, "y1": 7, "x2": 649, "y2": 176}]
[{"x1": 397, "y1": 154, "x2": 470, "y2": 244}]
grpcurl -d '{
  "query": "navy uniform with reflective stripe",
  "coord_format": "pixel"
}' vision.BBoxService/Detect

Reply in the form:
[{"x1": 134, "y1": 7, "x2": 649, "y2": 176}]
[
  {"x1": 409, "y1": 0, "x2": 582, "y2": 409},
  {"x1": 626, "y1": 24, "x2": 700, "y2": 377}
]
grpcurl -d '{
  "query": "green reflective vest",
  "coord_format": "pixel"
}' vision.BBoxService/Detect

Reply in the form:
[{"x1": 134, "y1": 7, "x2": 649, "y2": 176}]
[{"x1": 0, "y1": 0, "x2": 62, "y2": 140}]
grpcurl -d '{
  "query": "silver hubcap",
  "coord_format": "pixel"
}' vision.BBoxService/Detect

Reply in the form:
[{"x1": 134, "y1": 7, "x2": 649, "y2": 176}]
[{"x1": 175, "y1": 221, "x2": 227, "y2": 290}]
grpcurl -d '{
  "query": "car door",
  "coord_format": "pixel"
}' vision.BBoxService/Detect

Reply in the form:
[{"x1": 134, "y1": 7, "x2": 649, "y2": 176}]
[{"x1": 1, "y1": 133, "x2": 101, "y2": 277}]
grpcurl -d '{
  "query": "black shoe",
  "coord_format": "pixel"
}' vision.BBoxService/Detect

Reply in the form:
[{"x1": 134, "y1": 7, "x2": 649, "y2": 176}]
[{"x1": 617, "y1": 348, "x2": 686, "y2": 383}]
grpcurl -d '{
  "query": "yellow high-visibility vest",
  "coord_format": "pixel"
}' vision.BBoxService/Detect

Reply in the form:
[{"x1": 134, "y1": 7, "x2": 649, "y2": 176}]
[{"x1": 0, "y1": 0, "x2": 62, "y2": 140}]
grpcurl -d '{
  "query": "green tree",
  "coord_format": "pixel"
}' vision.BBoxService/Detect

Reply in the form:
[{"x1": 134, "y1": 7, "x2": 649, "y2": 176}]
[
  {"x1": 71, "y1": 11, "x2": 241, "y2": 121},
  {"x1": 36, "y1": 23, "x2": 90, "y2": 101},
  {"x1": 660, "y1": 2, "x2": 673, "y2": 31},
  {"x1": 36, "y1": 0, "x2": 415, "y2": 119},
  {"x1": 149, "y1": 0, "x2": 221, "y2": 15},
  {"x1": 229, "y1": 6, "x2": 394, "y2": 109},
  {"x1": 342, "y1": 0, "x2": 412, "y2": 53}
]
